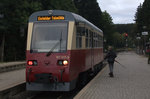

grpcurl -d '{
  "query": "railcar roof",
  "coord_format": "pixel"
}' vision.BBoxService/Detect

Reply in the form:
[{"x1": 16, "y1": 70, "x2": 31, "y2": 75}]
[{"x1": 29, "y1": 10, "x2": 103, "y2": 33}]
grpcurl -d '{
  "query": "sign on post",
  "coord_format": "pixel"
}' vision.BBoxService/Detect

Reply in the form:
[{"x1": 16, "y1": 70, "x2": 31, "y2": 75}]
[{"x1": 142, "y1": 32, "x2": 148, "y2": 35}]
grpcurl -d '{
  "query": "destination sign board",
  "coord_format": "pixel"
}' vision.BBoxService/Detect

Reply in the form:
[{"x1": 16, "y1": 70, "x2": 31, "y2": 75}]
[{"x1": 37, "y1": 16, "x2": 65, "y2": 21}]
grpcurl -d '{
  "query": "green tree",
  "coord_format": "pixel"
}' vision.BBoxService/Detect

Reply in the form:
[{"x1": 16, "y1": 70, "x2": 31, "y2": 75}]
[
  {"x1": 142, "y1": 0, "x2": 150, "y2": 32},
  {"x1": 101, "y1": 11, "x2": 114, "y2": 46},
  {"x1": 3, "y1": 0, "x2": 42, "y2": 61},
  {"x1": 112, "y1": 32, "x2": 124, "y2": 48},
  {"x1": 114, "y1": 24, "x2": 136, "y2": 38},
  {"x1": 0, "y1": 0, "x2": 78, "y2": 61},
  {"x1": 40, "y1": 0, "x2": 77, "y2": 13},
  {"x1": 135, "y1": 0, "x2": 150, "y2": 36},
  {"x1": 74, "y1": 0, "x2": 103, "y2": 28},
  {"x1": 135, "y1": 3, "x2": 143, "y2": 34},
  {"x1": 135, "y1": 0, "x2": 150, "y2": 52}
]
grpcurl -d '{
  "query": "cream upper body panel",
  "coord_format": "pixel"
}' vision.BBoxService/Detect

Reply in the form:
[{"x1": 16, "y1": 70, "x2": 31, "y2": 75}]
[
  {"x1": 67, "y1": 21, "x2": 75, "y2": 50},
  {"x1": 27, "y1": 22, "x2": 33, "y2": 50}
]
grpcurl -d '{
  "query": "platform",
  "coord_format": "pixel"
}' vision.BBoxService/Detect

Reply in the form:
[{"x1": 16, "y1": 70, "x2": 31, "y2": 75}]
[
  {"x1": 0, "y1": 69, "x2": 25, "y2": 91},
  {"x1": 0, "y1": 61, "x2": 26, "y2": 73},
  {"x1": 74, "y1": 52, "x2": 150, "y2": 99}
]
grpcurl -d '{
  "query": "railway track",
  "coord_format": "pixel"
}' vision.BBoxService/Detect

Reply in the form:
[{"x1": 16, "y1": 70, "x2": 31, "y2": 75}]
[
  {"x1": 28, "y1": 63, "x2": 107, "y2": 99},
  {"x1": 30, "y1": 88, "x2": 81, "y2": 99},
  {"x1": 28, "y1": 77, "x2": 89, "y2": 99}
]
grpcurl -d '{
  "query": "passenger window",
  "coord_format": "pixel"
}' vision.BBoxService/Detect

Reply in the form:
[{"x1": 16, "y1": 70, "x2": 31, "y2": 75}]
[
  {"x1": 77, "y1": 27, "x2": 85, "y2": 36},
  {"x1": 85, "y1": 29, "x2": 89, "y2": 48},
  {"x1": 99, "y1": 35, "x2": 103, "y2": 47},
  {"x1": 76, "y1": 37, "x2": 82, "y2": 48},
  {"x1": 76, "y1": 26, "x2": 83, "y2": 48},
  {"x1": 89, "y1": 31, "x2": 92, "y2": 48}
]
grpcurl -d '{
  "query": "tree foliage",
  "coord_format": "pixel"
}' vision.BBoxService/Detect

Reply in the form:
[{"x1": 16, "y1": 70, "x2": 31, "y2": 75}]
[
  {"x1": 134, "y1": 0, "x2": 150, "y2": 50},
  {"x1": 74, "y1": 0, "x2": 103, "y2": 28},
  {"x1": 101, "y1": 11, "x2": 114, "y2": 46},
  {"x1": 0, "y1": 0, "x2": 77, "y2": 61},
  {"x1": 135, "y1": 0, "x2": 150, "y2": 36},
  {"x1": 115, "y1": 24, "x2": 136, "y2": 38}
]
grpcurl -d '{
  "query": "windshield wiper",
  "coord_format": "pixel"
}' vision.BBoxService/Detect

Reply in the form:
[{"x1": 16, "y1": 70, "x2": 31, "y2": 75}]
[
  {"x1": 46, "y1": 41, "x2": 59, "y2": 57},
  {"x1": 46, "y1": 31, "x2": 63, "y2": 57},
  {"x1": 59, "y1": 31, "x2": 62, "y2": 52}
]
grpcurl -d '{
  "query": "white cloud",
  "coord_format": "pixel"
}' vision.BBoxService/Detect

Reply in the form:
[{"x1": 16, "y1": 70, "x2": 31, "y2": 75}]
[{"x1": 98, "y1": 0, "x2": 144, "y2": 24}]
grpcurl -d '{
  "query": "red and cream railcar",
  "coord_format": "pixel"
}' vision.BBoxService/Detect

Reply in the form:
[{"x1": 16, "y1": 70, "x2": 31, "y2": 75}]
[{"x1": 26, "y1": 10, "x2": 103, "y2": 91}]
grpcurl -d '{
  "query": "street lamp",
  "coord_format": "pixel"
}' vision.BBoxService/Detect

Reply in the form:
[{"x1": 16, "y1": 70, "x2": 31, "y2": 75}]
[
  {"x1": 103, "y1": 38, "x2": 107, "y2": 52},
  {"x1": 142, "y1": 26, "x2": 148, "y2": 55},
  {"x1": 136, "y1": 36, "x2": 141, "y2": 54}
]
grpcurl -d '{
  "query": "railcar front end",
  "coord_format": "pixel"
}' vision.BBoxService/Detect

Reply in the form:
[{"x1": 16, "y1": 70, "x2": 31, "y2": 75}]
[{"x1": 26, "y1": 10, "x2": 76, "y2": 91}]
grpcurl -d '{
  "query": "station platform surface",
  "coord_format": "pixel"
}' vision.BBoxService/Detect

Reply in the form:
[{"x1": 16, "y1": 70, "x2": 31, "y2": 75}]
[
  {"x1": 0, "y1": 61, "x2": 26, "y2": 73},
  {"x1": 0, "y1": 69, "x2": 25, "y2": 91},
  {"x1": 0, "y1": 61, "x2": 25, "y2": 67},
  {"x1": 74, "y1": 52, "x2": 150, "y2": 99}
]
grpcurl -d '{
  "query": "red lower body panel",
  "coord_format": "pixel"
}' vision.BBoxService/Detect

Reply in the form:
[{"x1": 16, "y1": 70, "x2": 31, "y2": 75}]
[{"x1": 26, "y1": 48, "x2": 103, "y2": 91}]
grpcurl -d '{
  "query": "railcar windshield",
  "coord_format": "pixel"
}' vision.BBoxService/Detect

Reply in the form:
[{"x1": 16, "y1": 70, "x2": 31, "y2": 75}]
[{"x1": 31, "y1": 22, "x2": 68, "y2": 53}]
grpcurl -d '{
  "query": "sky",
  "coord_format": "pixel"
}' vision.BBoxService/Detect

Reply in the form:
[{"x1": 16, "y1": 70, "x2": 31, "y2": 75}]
[{"x1": 98, "y1": 0, "x2": 144, "y2": 24}]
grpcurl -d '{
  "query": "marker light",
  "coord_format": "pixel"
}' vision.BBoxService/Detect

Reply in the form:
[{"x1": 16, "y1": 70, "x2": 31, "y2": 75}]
[
  {"x1": 63, "y1": 60, "x2": 68, "y2": 66},
  {"x1": 27, "y1": 60, "x2": 37, "y2": 66},
  {"x1": 27, "y1": 61, "x2": 33, "y2": 66}
]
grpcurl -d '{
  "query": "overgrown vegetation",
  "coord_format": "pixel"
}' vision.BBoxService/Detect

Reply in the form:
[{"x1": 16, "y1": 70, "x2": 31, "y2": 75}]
[{"x1": 0, "y1": 0, "x2": 77, "y2": 61}]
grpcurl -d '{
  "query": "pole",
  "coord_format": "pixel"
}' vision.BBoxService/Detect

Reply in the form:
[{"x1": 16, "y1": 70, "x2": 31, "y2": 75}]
[
  {"x1": 144, "y1": 35, "x2": 146, "y2": 55},
  {"x1": 115, "y1": 60, "x2": 126, "y2": 69},
  {"x1": 126, "y1": 39, "x2": 128, "y2": 50}
]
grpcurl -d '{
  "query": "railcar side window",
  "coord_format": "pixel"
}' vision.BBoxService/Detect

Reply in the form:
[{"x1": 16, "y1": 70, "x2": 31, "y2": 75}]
[
  {"x1": 77, "y1": 27, "x2": 85, "y2": 36},
  {"x1": 93, "y1": 32, "x2": 96, "y2": 47},
  {"x1": 76, "y1": 26, "x2": 103, "y2": 48},
  {"x1": 76, "y1": 27, "x2": 82, "y2": 48},
  {"x1": 86, "y1": 29, "x2": 89, "y2": 48},
  {"x1": 97, "y1": 34, "x2": 100, "y2": 47},
  {"x1": 101, "y1": 35, "x2": 103, "y2": 47},
  {"x1": 95, "y1": 33, "x2": 98, "y2": 47},
  {"x1": 76, "y1": 26, "x2": 85, "y2": 48},
  {"x1": 89, "y1": 31, "x2": 92, "y2": 48},
  {"x1": 99, "y1": 35, "x2": 103, "y2": 47}
]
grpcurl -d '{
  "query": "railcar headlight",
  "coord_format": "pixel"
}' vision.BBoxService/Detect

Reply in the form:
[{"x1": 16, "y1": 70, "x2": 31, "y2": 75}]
[
  {"x1": 63, "y1": 60, "x2": 68, "y2": 66},
  {"x1": 57, "y1": 60, "x2": 68, "y2": 66}
]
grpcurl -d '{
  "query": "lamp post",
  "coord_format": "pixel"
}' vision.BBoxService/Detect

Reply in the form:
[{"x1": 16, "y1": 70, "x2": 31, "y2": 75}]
[
  {"x1": 103, "y1": 38, "x2": 107, "y2": 52},
  {"x1": 125, "y1": 33, "x2": 128, "y2": 48},
  {"x1": 142, "y1": 26, "x2": 148, "y2": 55},
  {"x1": 136, "y1": 36, "x2": 141, "y2": 54}
]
